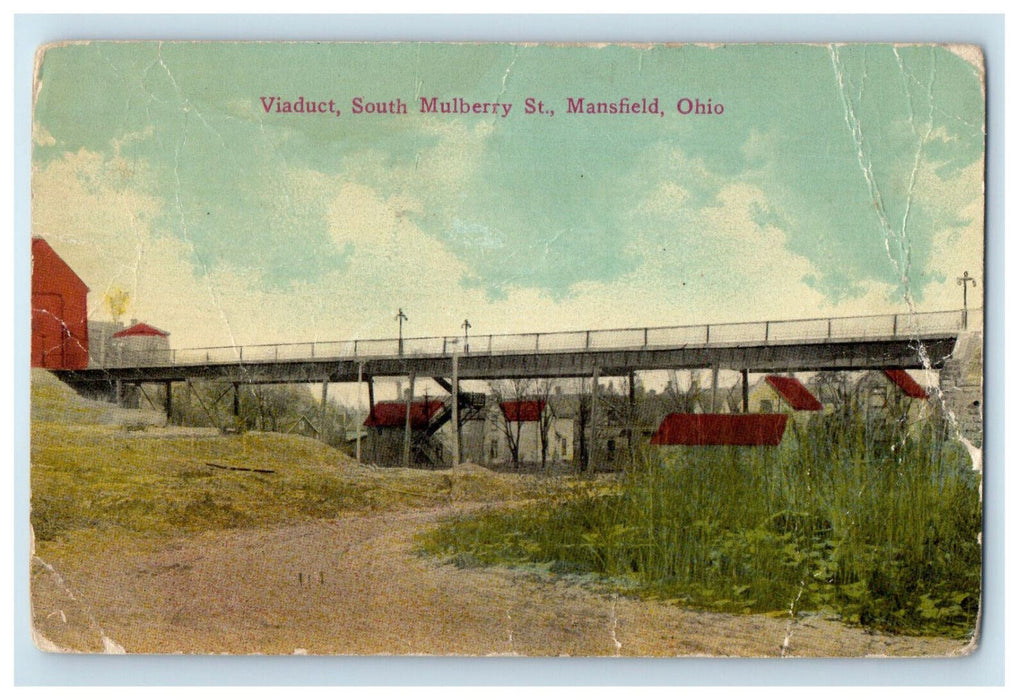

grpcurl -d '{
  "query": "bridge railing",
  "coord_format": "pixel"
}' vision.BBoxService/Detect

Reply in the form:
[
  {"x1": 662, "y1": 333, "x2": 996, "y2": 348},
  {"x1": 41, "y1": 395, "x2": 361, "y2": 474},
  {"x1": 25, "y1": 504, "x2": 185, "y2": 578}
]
[{"x1": 100, "y1": 308, "x2": 969, "y2": 368}]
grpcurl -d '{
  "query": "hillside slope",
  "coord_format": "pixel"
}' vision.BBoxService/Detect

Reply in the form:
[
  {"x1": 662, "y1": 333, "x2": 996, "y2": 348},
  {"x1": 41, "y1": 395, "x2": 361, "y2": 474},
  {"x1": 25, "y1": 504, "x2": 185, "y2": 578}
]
[{"x1": 30, "y1": 370, "x2": 535, "y2": 542}]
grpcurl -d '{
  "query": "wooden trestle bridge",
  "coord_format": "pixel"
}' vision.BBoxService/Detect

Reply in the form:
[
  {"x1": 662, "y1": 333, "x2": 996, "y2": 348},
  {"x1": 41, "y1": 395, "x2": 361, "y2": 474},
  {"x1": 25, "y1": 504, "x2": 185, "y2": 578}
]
[{"x1": 53, "y1": 308, "x2": 970, "y2": 467}]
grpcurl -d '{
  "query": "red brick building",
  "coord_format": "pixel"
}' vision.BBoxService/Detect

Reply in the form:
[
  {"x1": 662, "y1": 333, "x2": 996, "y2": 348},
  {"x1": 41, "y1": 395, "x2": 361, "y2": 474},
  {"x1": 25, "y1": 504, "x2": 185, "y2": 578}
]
[
  {"x1": 363, "y1": 399, "x2": 446, "y2": 465},
  {"x1": 111, "y1": 322, "x2": 171, "y2": 366},
  {"x1": 31, "y1": 238, "x2": 89, "y2": 369}
]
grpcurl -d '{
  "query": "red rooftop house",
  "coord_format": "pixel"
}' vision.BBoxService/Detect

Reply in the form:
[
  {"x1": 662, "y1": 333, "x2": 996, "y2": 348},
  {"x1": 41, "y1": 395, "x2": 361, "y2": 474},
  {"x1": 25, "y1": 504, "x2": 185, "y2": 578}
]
[
  {"x1": 748, "y1": 375, "x2": 824, "y2": 415},
  {"x1": 489, "y1": 400, "x2": 554, "y2": 467},
  {"x1": 883, "y1": 369, "x2": 930, "y2": 399},
  {"x1": 499, "y1": 399, "x2": 546, "y2": 423},
  {"x1": 651, "y1": 413, "x2": 789, "y2": 446},
  {"x1": 855, "y1": 369, "x2": 931, "y2": 415},
  {"x1": 363, "y1": 399, "x2": 446, "y2": 466},
  {"x1": 111, "y1": 321, "x2": 171, "y2": 366},
  {"x1": 765, "y1": 376, "x2": 824, "y2": 411},
  {"x1": 31, "y1": 237, "x2": 89, "y2": 370}
]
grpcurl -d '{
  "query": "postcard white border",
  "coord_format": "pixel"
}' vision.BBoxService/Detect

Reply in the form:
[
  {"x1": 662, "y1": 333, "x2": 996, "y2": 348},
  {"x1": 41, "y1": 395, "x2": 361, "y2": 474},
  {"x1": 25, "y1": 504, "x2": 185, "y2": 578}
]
[{"x1": 11, "y1": 12, "x2": 1007, "y2": 688}]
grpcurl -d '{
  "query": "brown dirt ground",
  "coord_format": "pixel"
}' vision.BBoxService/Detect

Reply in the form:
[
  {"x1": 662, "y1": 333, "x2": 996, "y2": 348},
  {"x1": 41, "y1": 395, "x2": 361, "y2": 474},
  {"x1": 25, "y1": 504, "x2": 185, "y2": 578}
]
[{"x1": 30, "y1": 503, "x2": 975, "y2": 657}]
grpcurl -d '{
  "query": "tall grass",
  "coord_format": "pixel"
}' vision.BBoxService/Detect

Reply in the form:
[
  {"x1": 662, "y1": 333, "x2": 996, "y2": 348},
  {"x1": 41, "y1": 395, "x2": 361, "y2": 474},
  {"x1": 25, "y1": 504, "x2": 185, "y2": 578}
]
[{"x1": 425, "y1": 409, "x2": 981, "y2": 638}]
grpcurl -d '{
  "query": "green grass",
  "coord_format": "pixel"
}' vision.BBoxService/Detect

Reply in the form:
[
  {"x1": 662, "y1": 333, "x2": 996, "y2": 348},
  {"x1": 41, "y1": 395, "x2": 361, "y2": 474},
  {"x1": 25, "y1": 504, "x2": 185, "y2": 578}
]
[
  {"x1": 423, "y1": 409, "x2": 982, "y2": 639},
  {"x1": 33, "y1": 423, "x2": 391, "y2": 540},
  {"x1": 29, "y1": 370, "x2": 543, "y2": 543}
]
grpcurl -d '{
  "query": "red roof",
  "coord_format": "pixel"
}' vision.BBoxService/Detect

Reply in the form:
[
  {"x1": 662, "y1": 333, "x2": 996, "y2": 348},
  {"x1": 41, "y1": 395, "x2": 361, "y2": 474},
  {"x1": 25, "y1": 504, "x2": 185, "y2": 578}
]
[
  {"x1": 499, "y1": 400, "x2": 546, "y2": 422},
  {"x1": 113, "y1": 322, "x2": 170, "y2": 338},
  {"x1": 651, "y1": 413, "x2": 789, "y2": 446},
  {"x1": 765, "y1": 376, "x2": 824, "y2": 411},
  {"x1": 884, "y1": 370, "x2": 929, "y2": 399},
  {"x1": 32, "y1": 238, "x2": 89, "y2": 294},
  {"x1": 364, "y1": 400, "x2": 445, "y2": 429}
]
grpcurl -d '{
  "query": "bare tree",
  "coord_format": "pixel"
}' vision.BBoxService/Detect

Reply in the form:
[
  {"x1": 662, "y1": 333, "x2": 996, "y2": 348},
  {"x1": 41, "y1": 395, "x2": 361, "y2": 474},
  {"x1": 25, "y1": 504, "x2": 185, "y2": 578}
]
[
  {"x1": 490, "y1": 379, "x2": 533, "y2": 469},
  {"x1": 664, "y1": 370, "x2": 699, "y2": 413},
  {"x1": 574, "y1": 377, "x2": 591, "y2": 473},
  {"x1": 534, "y1": 378, "x2": 556, "y2": 474},
  {"x1": 811, "y1": 371, "x2": 855, "y2": 412}
]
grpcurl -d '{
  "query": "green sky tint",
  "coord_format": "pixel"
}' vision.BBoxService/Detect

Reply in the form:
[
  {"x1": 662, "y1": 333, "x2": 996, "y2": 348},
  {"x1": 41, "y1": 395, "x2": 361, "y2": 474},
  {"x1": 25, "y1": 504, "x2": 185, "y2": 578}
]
[{"x1": 31, "y1": 42, "x2": 984, "y2": 343}]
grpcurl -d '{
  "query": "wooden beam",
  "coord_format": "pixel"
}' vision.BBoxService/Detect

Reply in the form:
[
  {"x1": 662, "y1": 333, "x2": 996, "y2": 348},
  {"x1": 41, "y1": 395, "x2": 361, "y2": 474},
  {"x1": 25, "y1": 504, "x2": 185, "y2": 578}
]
[
  {"x1": 589, "y1": 366, "x2": 600, "y2": 474},
  {"x1": 452, "y1": 352, "x2": 461, "y2": 469},
  {"x1": 711, "y1": 364, "x2": 720, "y2": 413},
  {"x1": 137, "y1": 383, "x2": 157, "y2": 411},
  {"x1": 186, "y1": 379, "x2": 221, "y2": 430},
  {"x1": 320, "y1": 378, "x2": 329, "y2": 441},
  {"x1": 403, "y1": 372, "x2": 415, "y2": 469},
  {"x1": 627, "y1": 370, "x2": 635, "y2": 452},
  {"x1": 742, "y1": 369, "x2": 750, "y2": 413},
  {"x1": 356, "y1": 363, "x2": 364, "y2": 466},
  {"x1": 54, "y1": 335, "x2": 959, "y2": 390}
]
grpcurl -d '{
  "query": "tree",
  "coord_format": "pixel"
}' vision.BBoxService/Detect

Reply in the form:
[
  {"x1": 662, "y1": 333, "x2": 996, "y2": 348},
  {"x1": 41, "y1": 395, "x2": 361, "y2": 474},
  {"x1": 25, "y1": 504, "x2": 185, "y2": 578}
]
[
  {"x1": 171, "y1": 379, "x2": 355, "y2": 447},
  {"x1": 534, "y1": 378, "x2": 556, "y2": 474},
  {"x1": 103, "y1": 286, "x2": 130, "y2": 324},
  {"x1": 663, "y1": 370, "x2": 699, "y2": 413},
  {"x1": 574, "y1": 377, "x2": 592, "y2": 473},
  {"x1": 811, "y1": 371, "x2": 856, "y2": 413},
  {"x1": 490, "y1": 379, "x2": 530, "y2": 469}
]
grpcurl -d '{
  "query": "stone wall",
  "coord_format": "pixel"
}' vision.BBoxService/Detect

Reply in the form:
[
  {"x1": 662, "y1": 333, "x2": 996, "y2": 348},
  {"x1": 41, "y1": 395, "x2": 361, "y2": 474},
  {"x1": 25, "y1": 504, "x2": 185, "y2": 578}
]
[{"x1": 938, "y1": 331, "x2": 983, "y2": 449}]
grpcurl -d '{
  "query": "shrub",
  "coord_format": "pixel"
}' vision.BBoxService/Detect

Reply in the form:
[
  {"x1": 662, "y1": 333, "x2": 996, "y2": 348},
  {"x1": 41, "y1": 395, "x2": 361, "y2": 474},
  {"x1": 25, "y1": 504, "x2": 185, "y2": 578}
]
[{"x1": 424, "y1": 411, "x2": 982, "y2": 638}]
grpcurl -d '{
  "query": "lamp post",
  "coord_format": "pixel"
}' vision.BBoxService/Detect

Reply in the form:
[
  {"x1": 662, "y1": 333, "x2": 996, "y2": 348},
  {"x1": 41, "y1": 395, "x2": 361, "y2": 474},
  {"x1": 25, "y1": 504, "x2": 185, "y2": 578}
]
[
  {"x1": 395, "y1": 308, "x2": 408, "y2": 355},
  {"x1": 461, "y1": 318, "x2": 472, "y2": 354},
  {"x1": 957, "y1": 271, "x2": 977, "y2": 329}
]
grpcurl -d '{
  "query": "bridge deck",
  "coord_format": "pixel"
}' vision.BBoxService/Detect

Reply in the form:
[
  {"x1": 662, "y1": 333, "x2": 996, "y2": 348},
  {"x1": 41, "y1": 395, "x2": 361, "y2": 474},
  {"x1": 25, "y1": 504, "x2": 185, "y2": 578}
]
[{"x1": 56, "y1": 309, "x2": 966, "y2": 388}]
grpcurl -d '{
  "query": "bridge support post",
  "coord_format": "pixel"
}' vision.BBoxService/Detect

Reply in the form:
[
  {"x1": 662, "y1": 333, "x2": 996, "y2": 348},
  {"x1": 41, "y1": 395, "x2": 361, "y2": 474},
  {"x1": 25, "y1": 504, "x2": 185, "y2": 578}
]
[
  {"x1": 114, "y1": 379, "x2": 124, "y2": 407},
  {"x1": 164, "y1": 381, "x2": 173, "y2": 423},
  {"x1": 403, "y1": 372, "x2": 415, "y2": 469},
  {"x1": 711, "y1": 364, "x2": 720, "y2": 413},
  {"x1": 232, "y1": 383, "x2": 240, "y2": 418},
  {"x1": 742, "y1": 369, "x2": 750, "y2": 413},
  {"x1": 356, "y1": 363, "x2": 364, "y2": 466},
  {"x1": 320, "y1": 378, "x2": 329, "y2": 441},
  {"x1": 452, "y1": 353, "x2": 461, "y2": 469},
  {"x1": 589, "y1": 366, "x2": 600, "y2": 474},
  {"x1": 366, "y1": 374, "x2": 375, "y2": 421},
  {"x1": 627, "y1": 371, "x2": 635, "y2": 453}
]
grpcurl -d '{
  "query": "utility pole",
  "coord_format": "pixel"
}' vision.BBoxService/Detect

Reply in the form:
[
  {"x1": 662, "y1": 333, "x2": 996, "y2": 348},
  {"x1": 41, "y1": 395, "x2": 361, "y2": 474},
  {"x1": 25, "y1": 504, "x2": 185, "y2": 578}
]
[
  {"x1": 957, "y1": 271, "x2": 977, "y2": 329},
  {"x1": 589, "y1": 366, "x2": 600, "y2": 475},
  {"x1": 742, "y1": 369, "x2": 750, "y2": 413},
  {"x1": 320, "y1": 378, "x2": 329, "y2": 441},
  {"x1": 461, "y1": 319, "x2": 472, "y2": 354},
  {"x1": 356, "y1": 363, "x2": 363, "y2": 466},
  {"x1": 395, "y1": 308, "x2": 408, "y2": 355},
  {"x1": 403, "y1": 372, "x2": 415, "y2": 468},
  {"x1": 452, "y1": 350, "x2": 461, "y2": 469},
  {"x1": 626, "y1": 371, "x2": 635, "y2": 453}
]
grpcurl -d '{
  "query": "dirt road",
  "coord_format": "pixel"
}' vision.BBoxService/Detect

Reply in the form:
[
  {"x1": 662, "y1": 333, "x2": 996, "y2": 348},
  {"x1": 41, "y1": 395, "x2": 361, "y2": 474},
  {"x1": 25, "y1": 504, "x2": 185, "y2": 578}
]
[{"x1": 31, "y1": 504, "x2": 973, "y2": 657}]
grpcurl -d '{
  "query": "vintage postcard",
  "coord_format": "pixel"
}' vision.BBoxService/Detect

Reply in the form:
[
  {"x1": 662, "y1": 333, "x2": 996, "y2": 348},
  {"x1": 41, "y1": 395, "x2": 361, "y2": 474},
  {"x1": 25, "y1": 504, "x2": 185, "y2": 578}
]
[{"x1": 29, "y1": 42, "x2": 984, "y2": 656}]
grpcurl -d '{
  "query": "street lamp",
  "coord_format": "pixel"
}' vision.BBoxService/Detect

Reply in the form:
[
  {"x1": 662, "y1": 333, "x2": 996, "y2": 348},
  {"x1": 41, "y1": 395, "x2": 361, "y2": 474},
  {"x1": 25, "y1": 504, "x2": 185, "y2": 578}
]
[
  {"x1": 461, "y1": 319, "x2": 472, "y2": 354},
  {"x1": 395, "y1": 308, "x2": 408, "y2": 355},
  {"x1": 956, "y1": 271, "x2": 977, "y2": 329}
]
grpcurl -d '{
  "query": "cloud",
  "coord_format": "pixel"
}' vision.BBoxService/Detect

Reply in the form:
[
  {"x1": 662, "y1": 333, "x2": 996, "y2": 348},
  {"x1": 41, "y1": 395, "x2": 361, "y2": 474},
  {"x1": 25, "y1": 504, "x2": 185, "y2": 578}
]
[
  {"x1": 32, "y1": 123, "x2": 55, "y2": 147},
  {"x1": 916, "y1": 154, "x2": 985, "y2": 310},
  {"x1": 32, "y1": 149, "x2": 332, "y2": 347},
  {"x1": 31, "y1": 43, "x2": 984, "y2": 354}
]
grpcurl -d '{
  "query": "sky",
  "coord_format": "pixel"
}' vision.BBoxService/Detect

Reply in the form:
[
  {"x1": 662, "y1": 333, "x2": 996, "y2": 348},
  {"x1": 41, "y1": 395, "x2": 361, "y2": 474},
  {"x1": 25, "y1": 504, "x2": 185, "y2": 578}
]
[{"x1": 31, "y1": 42, "x2": 985, "y2": 351}]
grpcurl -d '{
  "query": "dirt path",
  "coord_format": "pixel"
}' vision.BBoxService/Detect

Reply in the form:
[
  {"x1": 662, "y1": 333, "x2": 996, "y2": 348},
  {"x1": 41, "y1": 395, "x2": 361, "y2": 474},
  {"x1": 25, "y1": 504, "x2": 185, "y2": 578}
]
[{"x1": 31, "y1": 504, "x2": 973, "y2": 656}]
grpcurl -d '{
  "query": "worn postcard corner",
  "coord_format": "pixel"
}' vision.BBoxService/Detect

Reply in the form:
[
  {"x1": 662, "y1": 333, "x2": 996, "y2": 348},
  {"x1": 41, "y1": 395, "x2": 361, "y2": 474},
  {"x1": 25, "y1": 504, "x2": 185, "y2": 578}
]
[{"x1": 29, "y1": 41, "x2": 984, "y2": 657}]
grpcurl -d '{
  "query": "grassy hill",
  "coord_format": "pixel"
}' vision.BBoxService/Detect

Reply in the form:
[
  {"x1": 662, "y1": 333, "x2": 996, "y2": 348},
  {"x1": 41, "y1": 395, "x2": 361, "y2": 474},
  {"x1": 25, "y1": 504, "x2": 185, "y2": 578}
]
[{"x1": 30, "y1": 370, "x2": 537, "y2": 544}]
